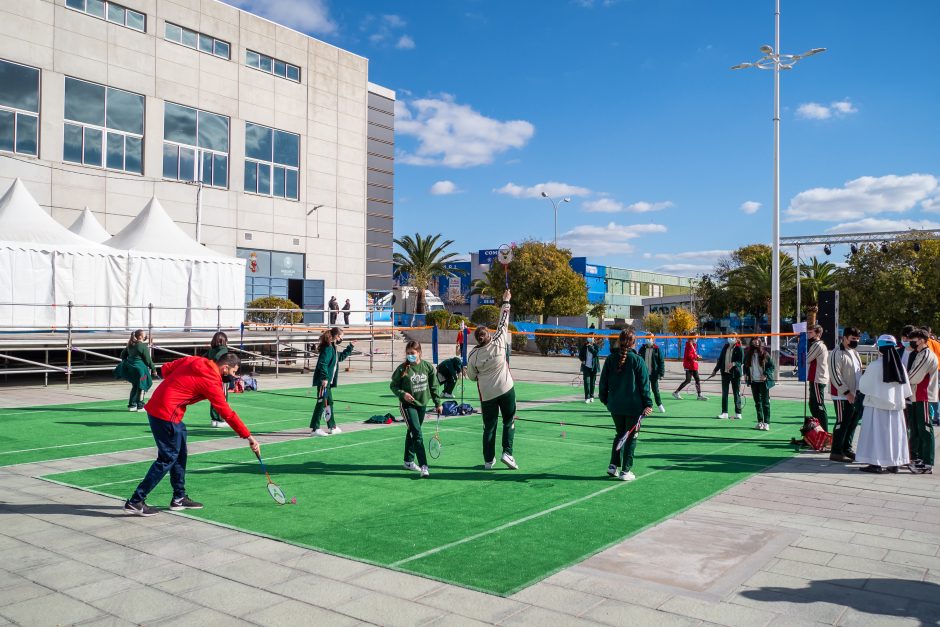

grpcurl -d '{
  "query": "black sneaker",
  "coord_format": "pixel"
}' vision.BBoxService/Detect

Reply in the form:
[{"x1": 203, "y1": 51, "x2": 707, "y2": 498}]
[
  {"x1": 124, "y1": 500, "x2": 159, "y2": 516},
  {"x1": 169, "y1": 496, "x2": 204, "y2": 511}
]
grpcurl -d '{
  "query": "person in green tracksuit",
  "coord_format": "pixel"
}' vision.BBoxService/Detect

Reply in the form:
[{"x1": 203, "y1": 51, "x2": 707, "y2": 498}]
[
  {"x1": 638, "y1": 337, "x2": 666, "y2": 413},
  {"x1": 599, "y1": 327, "x2": 653, "y2": 481},
  {"x1": 436, "y1": 356, "x2": 464, "y2": 398},
  {"x1": 205, "y1": 331, "x2": 230, "y2": 427},
  {"x1": 712, "y1": 334, "x2": 745, "y2": 419},
  {"x1": 744, "y1": 337, "x2": 776, "y2": 430},
  {"x1": 390, "y1": 341, "x2": 443, "y2": 478},
  {"x1": 113, "y1": 329, "x2": 158, "y2": 411},
  {"x1": 578, "y1": 337, "x2": 601, "y2": 403},
  {"x1": 310, "y1": 328, "x2": 355, "y2": 436}
]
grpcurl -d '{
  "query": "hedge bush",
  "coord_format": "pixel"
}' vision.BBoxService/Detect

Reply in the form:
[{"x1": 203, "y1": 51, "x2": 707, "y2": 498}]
[
  {"x1": 533, "y1": 329, "x2": 580, "y2": 356},
  {"x1": 509, "y1": 323, "x2": 528, "y2": 352},
  {"x1": 470, "y1": 305, "x2": 500, "y2": 326},
  {"x1": 424, "y1": 310, "x2": 470, "y2": 330},
  {"x1": 246, "y1": 296, "x2": 302, "y2": 325}
]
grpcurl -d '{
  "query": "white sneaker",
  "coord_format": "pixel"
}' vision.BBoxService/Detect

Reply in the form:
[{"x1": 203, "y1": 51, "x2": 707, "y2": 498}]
[
  {"x1": 420, "y1": 466, "x2": 430, "y2": 478},
  {"x1": 442, "y1": 393, "x2": 454, "y2": 399},
  {"x1": 483, "y1": 460, "x2": 495, "y2": 470},
  {"x1": 403, "y1": 461, "x2": 420, "y2": 472},
  {"x1": 764, "y1": 424, "x2": 770, "y2": 431},
  {"x1": 210, "y1": 420, "x2": 223, "y2": 428},
  {"x1": 312, "y1": 428, "x2": 329, "y2": 436},
  {"x1": 607, "y1": 464, "x2": 618, "y2": 477},
  {"x1": 589, "y1": 398, "x2": 594, "y2": 403},
  {"x1": 733, "y1": 414, "x2": 742, "y2": 420},
  {"x1": 658, "y1": 405, "x2": 666, "y2": 413},
  {"x1": 755, "y1": 423, "x2": 764, "y2": 430},
  {"x1": 585, "y1": 399, "x2": 591, "y2": 404},
  {"x1": 619, "y1": 470, "x2": 636, "y2": 481},
  {"x1": 329, "y1": 426, "x2": 342, "y2": 435},
  {"x1": 672, "y1": 391, "x2": 682, "y2": 400},
  {"x1": 501, "y1": 452, "x2": 518, "y2": 470},
  {"x1": 697, "y1": 394, "x2": 709, "y2": 401},
  {"x1": 716, "y1": 413, "x2": 728, "y2": 420}
]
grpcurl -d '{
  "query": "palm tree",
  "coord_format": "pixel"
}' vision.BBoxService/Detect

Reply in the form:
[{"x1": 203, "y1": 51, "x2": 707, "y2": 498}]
[
  {"x1": 392, "y1": 233, "x2": 465, "y2": 314},
  {"x1": 800, "y1": 257, "x2": 839, "y2": 327},
  {"x1": 727, "y1": 250, "x2": 796, "y2": 330},
  {"x1": 469, "y1": 262, "x2": 505, "y2": 303}
]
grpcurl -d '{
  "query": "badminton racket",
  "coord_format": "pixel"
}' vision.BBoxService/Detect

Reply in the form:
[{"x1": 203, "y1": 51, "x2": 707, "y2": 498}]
[
  {"x1": 497, "y1": 244, "x2": 514, "y2": 289},
  {"x1": 428, "y1": 410, "x2": 442, "y2": 459},
  {"x1": 254, "y1": 451, "x2": 293, "y2": 505},
  {"x1": 616, "y1": 413, "x2": 646, "y2": 469}
]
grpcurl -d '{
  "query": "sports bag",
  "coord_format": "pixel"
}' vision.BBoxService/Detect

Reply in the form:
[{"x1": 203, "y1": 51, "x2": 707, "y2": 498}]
[
  {"x1": 441, "y1": 401, "x2": 459, "y2": 416},
  {"x1": 802, "y1": 418, "x2": 831, "y2": 452}
]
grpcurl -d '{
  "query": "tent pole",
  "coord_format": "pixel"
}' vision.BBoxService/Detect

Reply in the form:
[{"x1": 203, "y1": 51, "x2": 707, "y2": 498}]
[
  {"x1": 66, "y1": 301, "x2": 72, "y2": 390},
  {"x1": 275, "y1": 307, "x2": 280, "y2": 379}
]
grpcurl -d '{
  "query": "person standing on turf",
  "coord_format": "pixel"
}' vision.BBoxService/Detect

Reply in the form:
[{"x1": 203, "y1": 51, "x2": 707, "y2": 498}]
[
  {"x1": 114, "y1": 330, "x2": 158, "y2": 412},
  {"x1": 599, "y1": 327, "x2": 653, "y2": 481},
  {"x1": 905, "y1": 328, "x2": 937, "y2": 474},
  {"x1": 806, "y1": 324, "x2": 831, "y2": 432},
  {"x1": 639, "y1": 336, "x2": 666, "y2": 413},
  {"x1": 713, "y1": 334, "x2": 744, "y2": 420},
  {"x1": 436, "y1": 355, "x2": 464, "y2": 399},
  {"x1": 579, "y1": 336, "x2": 601, "y2": 403},
  {"x1": 828, "y1": 327, "x2": 863, "y2": 462},
  {"x1": 744, "y1": 337, "x2": 775, "y2": 430},
  {"x1": 466, "y1": 289, "x2": 519, "y2": 470},
  {"x1": 310, "y1": 328, "x2": 355, "y2": 436},
  {"x1": 856, "y1": 335, "x2": 911, "y2": 474},
  {"x1": 673, "y1": 336, "x2": 707, "y2": 401},
  {"x1": 124, "y1": 353, "x2": 260, "y2": 516},
  {"x1": 205, "y1": 331, "x2": 230, "y2": 428},
  {"x1": 390, "y1": 341, "x2": 443, "y2": 478}
]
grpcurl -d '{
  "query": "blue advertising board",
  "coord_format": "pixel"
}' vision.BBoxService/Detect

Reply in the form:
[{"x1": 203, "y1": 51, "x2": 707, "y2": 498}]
[{"x1": 478, "y1": 249, "x2": 499, "y2": 265}]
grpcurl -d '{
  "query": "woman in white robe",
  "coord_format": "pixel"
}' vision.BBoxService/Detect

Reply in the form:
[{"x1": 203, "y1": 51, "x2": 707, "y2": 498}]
[{"x1": 855, "y1": 335, "x2": 911, "y2": 473}]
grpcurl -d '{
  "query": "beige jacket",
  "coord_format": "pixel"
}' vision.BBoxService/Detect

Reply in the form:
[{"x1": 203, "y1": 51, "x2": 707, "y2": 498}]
[
  {"x1": 807, "y1": 340, "x2": 830, "y2": 385},
  {"x1": 828, "y1": 345, "x2": 861, "y2": 400},
  {"x1": 466, "y1": 302, "x2": 514, "y2": 401}
]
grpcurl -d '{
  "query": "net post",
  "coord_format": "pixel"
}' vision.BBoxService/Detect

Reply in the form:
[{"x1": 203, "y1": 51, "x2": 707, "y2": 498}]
[
  {"x1": 369, "y1": 304, "x2": 374, "y2": 373},
  {"x1": 217, "y1": 305, "x2": 221, "y2": 331},
  {"x1": 432, "y1": 324, "x2": 439, "y2": 365},
  {"x1": 147, "y1": 303, "x2": 153, "y2": 344},
  {"x1": 275, "y1": 307, "x2": 280, "y2": 378},
  {"x1": 66, "y1": 301, "x2": 73, "y2": 390}
]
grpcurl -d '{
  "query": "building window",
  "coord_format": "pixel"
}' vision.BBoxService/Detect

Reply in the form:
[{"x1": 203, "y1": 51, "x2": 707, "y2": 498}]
[
  {"x1": 245, "y1": 50, "x2": 300, "y2": 82},
  {"x1": 0, "y1": 60, "x2": 40, "y2": 157},
  {"x1": 63, "y1": 77, "x2": 143, "y2": 173},
  {"x1": 651, "y1": 284, "x2": 663, "y2": 297},
  {"x1": 244, "y1": 122, "x2": 299, "y2": 199},
  {"x1": 65, "y1": 0, "x2": 146, "y2": 32},
  {"x1": 164, "y1": 22, "x2": 230, "y2": 59},
  {"x1": 162, "y1": 103, "x2": 229, "y2": 188}
]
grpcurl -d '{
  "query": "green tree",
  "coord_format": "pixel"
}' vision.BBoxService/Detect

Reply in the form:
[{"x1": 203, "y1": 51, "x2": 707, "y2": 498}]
[
  {"x1": 469, "y1": 262, "x2": 506, "y2": 303},
  {"x1": 725, "y1": 247, "x2": 796, "y2": 327},
  {"x1": 799, "y1": 257, "x2": 840, "y2": 326},
  {"x1": 393, "y1": 233, "x2": 465, "y2": 314},
  {"x1": 588, "y1": 302, "x2": 607, "y2": 327},
  {"x1": 643, "y1": 311, "x2": 667, "y2": 334},
  {"x1": 667, "y1": 307, "x2": 698, "y2": 335},
  {"x1": 508, "y1": 240, "x2": 589, "y2": 321}
]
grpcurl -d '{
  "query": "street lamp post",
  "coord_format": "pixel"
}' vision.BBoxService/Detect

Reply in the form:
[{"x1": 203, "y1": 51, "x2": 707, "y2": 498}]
[
  {"x1": 540, "y1": 192, "x2": 570, "y2": 246},
  {"x1": 732, "y1": 0, "x2": 824, "y2": 364}
]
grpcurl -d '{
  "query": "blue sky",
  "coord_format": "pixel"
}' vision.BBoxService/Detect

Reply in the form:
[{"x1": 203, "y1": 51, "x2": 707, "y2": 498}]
[{"x1": 226, "y1": 0, "x2": 940, "y2": 276}]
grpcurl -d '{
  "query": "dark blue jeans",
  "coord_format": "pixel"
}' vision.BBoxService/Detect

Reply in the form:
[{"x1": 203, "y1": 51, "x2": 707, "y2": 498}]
[{"x1": 131, "y1": 415, "x2": 188, "y2": 503}]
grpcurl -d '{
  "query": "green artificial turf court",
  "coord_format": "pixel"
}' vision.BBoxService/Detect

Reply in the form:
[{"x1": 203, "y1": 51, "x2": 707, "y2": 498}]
[
  {"x1": 43, "y1": 394, "x2": 806, "y2": 595},
  {"x1": 0, "y1": 379, "x2": 576, "y2": 467}
]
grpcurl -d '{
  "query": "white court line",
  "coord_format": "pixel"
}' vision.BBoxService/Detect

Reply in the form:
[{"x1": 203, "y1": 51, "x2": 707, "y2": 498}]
[{"x1": 391, "y1": 438, "x2": 753, "y2": 567}]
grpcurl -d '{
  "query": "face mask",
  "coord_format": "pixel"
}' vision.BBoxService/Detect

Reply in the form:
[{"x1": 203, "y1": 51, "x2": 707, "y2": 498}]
[
  {"x1": 221, "y1": 374, "x2": 235, "y2": 384},
  {"x1": 751, "y1": 343, "x2": 760, "y2": 349},
  {"x1": 910, "y1": 341, "x2": 919, "y2": 350},
  {"x1": 848, "y1": 340, "x2": 859, "y2": 349},
  {"x1": 728, "y1": 338, "x2": 736, "y2": 345},
  {"x1": 406, "y1": 354, "x2": 417, "y2": 363}
]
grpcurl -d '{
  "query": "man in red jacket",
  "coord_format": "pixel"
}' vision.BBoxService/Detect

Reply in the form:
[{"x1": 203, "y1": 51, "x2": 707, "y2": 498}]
[{"x1": 124, "y1": 353, "x2": 260, "y2": 516}]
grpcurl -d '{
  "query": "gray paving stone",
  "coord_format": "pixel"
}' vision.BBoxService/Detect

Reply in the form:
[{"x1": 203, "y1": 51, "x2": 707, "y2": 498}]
[
  {"x1": 152, "y1": 570, "x2": 229, "y2": 595},
  {"x1": 416, "y1": 585, "x2": 527, "y2": 624},
  {"x1": 882, "y1": 550, "x2": 940, "y2": 571},
  {"x1": 511, "y1": 582, "x2": 606, "y2": 616},
  {"x1": 578, "y1": 599, "x2": 699, "y2": 627},
  {"x1": 268, "y1": 573, "x2": 363, "y2": 609},
  {"x1": 178, "y1": 579, "x2": 288, "y2": 616},
  {"x1": 333, "y1": 590, "x2": 445, "y2": 627},
  {"x1": 287, "y1": 551, "x2": 376, "y2": 581},
  {"x1": 153, "y1": 606, "x2": 257, "y2": 627},
  {"x1": 835, "y1": 607, "x2": 920, "y2": 627},
  {"x1": 822, "y1": 520, "x2": 903, "y2": 539},
  {"x1": 90, "y1": 586, "x2": 200, "y2": 624},
  {"x1": 863, "y1": 578, "x2": 940, "y2": 604},
  {"x1": 658, "y1": 596, "x2": 777, "y2": 627},
  {"x1": 766, "y1": 559, "x2": 868, "y2": 588},
  {"x1": 0, "y1": 545, "x2": 62, "y2": 572},
  {"x1": 204, "y1": 556, "x2": 299, "y2": 588},
  {"x1": 828, "y1": 555, "x2": 927, "y2": 581},
  {"x1": 850, "y1": 534, "x2": 938, "y2": 555},
  {"x1": 346, "y1": 568, "x2": 443, "y2": 601},
  {"x1": 726, "y1": 589, "x2": 846, "y2": 624},
  {"x1": 73, "y1": 615, "x2": 139, "y2": 627},
  {"x1": 0, "y1": 591, "x2": 102, "y2": 625},
  {"x1": 0, "y1": 571, "x2": 28, "y2": 590},
  {"x1": 0, "y1": 581, "x2": 52, "y2": 607},
  {"x1": 19, "y1": 560, "x2": 111, "y2": 591},
  {"x1": 795, "y1": 537, "x2": 888, "y2": 561},
  {"x1": 424, "y1": 613, "x2": 492, "y2": 627},
  {"x1": 64, "y1": 576, "x2": 146, "y2": 603},
  {"x1": 230, "y1": 537, "x2": 312, "y2": 563},
  {"x1": 245, "y1": 599, "x2": 361, "y2": 626},
  {"x1": 777, "y1": 546, "x2": 835, "y2": 566}
]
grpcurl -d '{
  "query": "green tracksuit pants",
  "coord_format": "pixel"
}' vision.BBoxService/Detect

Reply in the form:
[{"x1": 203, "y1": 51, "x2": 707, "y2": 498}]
[
  {"x1": 400, "y1": 403, "x2": 427, "y2": 467},
  {"x1": 907, "y1": 401, "x2": 935, "y2": 466},
  {"x1": 209, "y1": 383, "x2": 227, "y2": 423},
  {"x1": 721, "y1": 373, "x2": 742, "y2": 414},
  {"x1": 309, "y1": 387, "x2": 336, "y2": 430},
  {"x1": 831, "y1": 398, "x2": 860, "y2": 456},
  {"x1": 582, "y1": 367, "x2": 597, "y2": 400},
  {"x1": 809, "y1": 382, "x2": 829, "y2": 432},
  {"x1": 650, "y1": 377, "x2": 662, "y2": 406},
  {"x1": 481, "y1": 388, "x2": 516, "y2": 462},
  {"x1": 610, "y1": 414, "x2": 641, "y2": 472},
  {"x1": 750, "y1": 383, "x2": 771, "y2": 424}
]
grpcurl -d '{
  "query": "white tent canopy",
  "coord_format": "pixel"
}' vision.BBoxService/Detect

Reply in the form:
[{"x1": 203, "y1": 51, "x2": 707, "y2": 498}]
[
  {"x1": 0, "y1": 179, "x2": 126, "y2": 328},
  {"x1": 103, "y1": 197, "x2": 245, "y2": 328},
  {"x1": 68, "y1": 207, "x2": 111, "y2": 244}
]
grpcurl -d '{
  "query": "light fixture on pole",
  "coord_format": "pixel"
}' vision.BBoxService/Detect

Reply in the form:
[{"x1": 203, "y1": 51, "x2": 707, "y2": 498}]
[
  {"x1": 732, "y1": 0, "x2": 825, "y2": 365},
  {"x1": 540, "y1": 192, "x2": 570, "y2": 246}
]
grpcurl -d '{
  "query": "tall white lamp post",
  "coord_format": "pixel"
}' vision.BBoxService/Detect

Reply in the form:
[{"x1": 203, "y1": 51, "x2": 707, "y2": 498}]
[
  {"x1": 540, "y1": 192, "x2": 570, "y2": 246},
  {"x1": 732, "y1": 0, "x2": 824, "y2": 363}
]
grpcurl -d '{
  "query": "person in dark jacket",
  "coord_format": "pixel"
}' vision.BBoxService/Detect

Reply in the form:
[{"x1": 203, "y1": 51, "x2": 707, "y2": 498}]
[
  {"x1": 310, "y1": 328, "x2": 355, "y2": 436},
  {"x1": 205, "y1": 331, "x2": 229, "y2": 428},
  {"x1": 639, "y1": 336, "x2": 666, "y2": 413},
  {"x1": 744, "y1": 337, "x2": 776, "y2": 430},
  {"x1": 578, "y1": 337, "x2": 601, "y2": 403},
  {"x1": 114, "y1": 329, "x2": 158, "y2": 411},
  {"x1": 599, "y1": 327, "x2": 653, "y2": 481},
  {"x1": 712, "y1": 334, "x2": 745, "y2": 419},
  {"x1": 342, "y1": 298, "x2": 351, "y2": 326},
  {"x1": 436, "y1": 355, "x2": 464, "y2": 398},
  {"x1": 328, "y1": 296, "x2": 339, "y2": 325}
]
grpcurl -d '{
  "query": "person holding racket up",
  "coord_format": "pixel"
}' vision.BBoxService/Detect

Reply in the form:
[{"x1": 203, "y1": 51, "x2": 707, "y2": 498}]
[
  {"x1": 310, "y1": 328, "x2": 355, "y2": 436},
  {"x1": 390, "y1": 340, "x2": 443, "y2": 478},
  {"x1": 599, "y1": 326, "x2": 653, "y2": 481},
  {"x1": 467, "y1": 289, "x2": 520, "y2": 470},
  {"x1": 124, "y1": 353, "x2": 260, "y2": 516}
]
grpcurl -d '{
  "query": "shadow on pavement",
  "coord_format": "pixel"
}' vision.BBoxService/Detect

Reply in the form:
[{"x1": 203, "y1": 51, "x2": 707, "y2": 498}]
[{"x1": 0, "y1": 502, "x2": 124, "y2": 517}]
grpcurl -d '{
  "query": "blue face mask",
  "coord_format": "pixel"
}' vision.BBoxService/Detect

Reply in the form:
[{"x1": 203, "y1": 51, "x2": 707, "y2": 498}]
[
  {"x1": 728, "y1": 338, "x2": 737, "y2": 345},
  {"x1": 406, "y1": 354, "x2": 417, "y2": 363}
]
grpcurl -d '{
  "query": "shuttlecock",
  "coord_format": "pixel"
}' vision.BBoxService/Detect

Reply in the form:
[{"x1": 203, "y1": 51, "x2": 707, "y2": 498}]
[{"x1": 290, "y1": 497, "x2": 297, "y2": 504}]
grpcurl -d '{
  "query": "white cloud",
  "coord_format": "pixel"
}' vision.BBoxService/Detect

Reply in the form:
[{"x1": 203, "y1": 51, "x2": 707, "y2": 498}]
[
  {"x1": 785, "y1": 174, "x2": 939, "y2": 222},
  {"x1": 825, "y1": 218, "x2": 940, "y2": 234},
  {"x1": 395, "y1": 34, "x2": 415, "y2": 49},
  {"x1": 222, "y1": 0, "x2": 336, "y2": 35},
  {"x1": 494, "y1": 181, "x2": 591, "y2": 199},
  {"x1": 396, "y1": 95, "x2": 535, "y2": 168},
  {"x1": 558, "y1": 222, "x2": 667, "y2": 256},
  {"x1": 654, "y1": 263, "x2": 714, "y2": 275},
  {"x1": 646, "y1": 249, "x2": 731, "y2": 261},
  {"x1": 922, "y1": 193, "x2": 940, "y2": 212},
  {"x1": 582, "y1": 198, "x2": 674, "y2": 213},
  {"x1": 740, "y1": 201, "x2": 761, "y2": 214},
  {"x1": 430, "y1": 180, "x2": 460, "y2": 195},
  {"x1": 796, "y1": 98, "x2": 859, "y2": 120}
]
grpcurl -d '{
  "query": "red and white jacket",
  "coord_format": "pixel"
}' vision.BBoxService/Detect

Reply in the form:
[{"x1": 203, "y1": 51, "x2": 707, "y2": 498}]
[{"x1": 906, "y1": 348, "x2": 939, "y2": 403}]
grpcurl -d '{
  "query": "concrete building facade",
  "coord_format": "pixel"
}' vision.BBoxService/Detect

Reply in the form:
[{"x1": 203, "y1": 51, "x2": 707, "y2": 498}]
[{"x1": 0, "y1": 0, "x2": 393, "y2": 322}]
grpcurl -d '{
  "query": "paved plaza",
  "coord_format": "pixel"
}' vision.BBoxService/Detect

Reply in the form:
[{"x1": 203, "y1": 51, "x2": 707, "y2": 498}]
[{"x1": 0, "y1": 356, "x2": 938, "y2": 626}]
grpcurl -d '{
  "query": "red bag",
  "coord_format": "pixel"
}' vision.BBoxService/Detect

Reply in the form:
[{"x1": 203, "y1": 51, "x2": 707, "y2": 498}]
[{"x1": 802, "y1": 418, "x2": 831, "y2": 452}]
